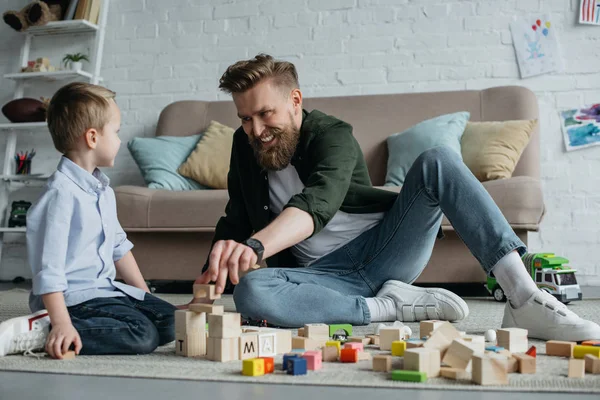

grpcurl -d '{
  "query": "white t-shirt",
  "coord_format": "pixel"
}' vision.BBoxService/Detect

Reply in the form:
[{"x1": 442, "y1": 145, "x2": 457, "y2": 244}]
[{"x1": 268, "y1": 165, "x2": 385, "y2": 266}]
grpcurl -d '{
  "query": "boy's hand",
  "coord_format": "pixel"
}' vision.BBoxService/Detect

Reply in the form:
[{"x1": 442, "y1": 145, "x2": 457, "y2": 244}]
[
  {"x1": 46, "y1": 322, "x2": 82, "y2": 359},
  {"x1": 197, "y1": 240, "x2": 257, "y2": 294}
]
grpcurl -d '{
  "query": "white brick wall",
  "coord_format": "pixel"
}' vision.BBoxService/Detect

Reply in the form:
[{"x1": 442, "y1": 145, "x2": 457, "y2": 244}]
[{"x1": 0, "y1": 0, "x2": 599, "y2": 286}]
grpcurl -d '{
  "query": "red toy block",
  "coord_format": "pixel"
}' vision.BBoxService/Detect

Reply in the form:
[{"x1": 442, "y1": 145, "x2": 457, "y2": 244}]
[
  {"x1": 302, "y1": 350, "x2": 323, "y2": 370},
  {"x1": 344, "y1": 342, "x2": 364, "y2": 352},
  {"x1": 526, "y1": 345, "x2": 536, "y2": 358},
  {"x1": 260, "y1": 357, "x2": 275, "y2": 373},
  {"x1": 340, "y1": 348, "x2": 359, "y2": 363},
  {"x1": 582, "y1": 341, "x2": 600, "y2": 347}
]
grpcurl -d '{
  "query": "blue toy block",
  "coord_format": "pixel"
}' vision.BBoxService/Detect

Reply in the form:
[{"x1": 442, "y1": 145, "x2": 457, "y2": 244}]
[
  {"x1": 485, "y1": 346, "x2": 504, "y2": 352},
  {"x1": 286, "y1": 357, "x2": 307, "y2": 375},
  {"x1": 282, "y1": 354, "x2": 300, "y2": 371}
]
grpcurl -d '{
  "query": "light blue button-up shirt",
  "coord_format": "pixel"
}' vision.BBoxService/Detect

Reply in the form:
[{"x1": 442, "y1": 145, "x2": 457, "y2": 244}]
[{"x1": 27, "y1": 157, "x2": 146, "y2": 312}]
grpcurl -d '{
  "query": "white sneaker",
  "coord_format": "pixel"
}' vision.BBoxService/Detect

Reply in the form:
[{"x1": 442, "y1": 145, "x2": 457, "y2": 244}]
[
  {"x1": 502, "y1": 290, "x2": 600, "y2": 341},
  {"x1": 376, "y1": 280, "x2": 469, "y2": 322},
  {"x1": 0, "y1": 309, "x2": 50, "y2": 356}
]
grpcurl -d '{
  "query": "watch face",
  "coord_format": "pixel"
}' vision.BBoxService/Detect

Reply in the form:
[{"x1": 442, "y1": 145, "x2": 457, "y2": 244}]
[{"x1": 246, "y1": 239, "x2": 263, "y2": 252}]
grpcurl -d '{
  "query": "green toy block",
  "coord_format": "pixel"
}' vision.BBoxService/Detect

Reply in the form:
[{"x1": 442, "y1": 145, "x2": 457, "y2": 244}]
[
  {"x1": 329, "y1": 324, "x2": 353, "y2": 337},
  {"x1": 391, "y1": 370, "x2": 427, "y2": 382}
]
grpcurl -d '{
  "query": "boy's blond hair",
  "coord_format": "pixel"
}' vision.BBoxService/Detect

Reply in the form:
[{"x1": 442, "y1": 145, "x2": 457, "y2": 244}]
[
  {"x1": 219, "y1": 53, "x2": 299, "y2": 95},
  {"x1": 46, "y1": 82, "x2": 116, "y2": 154}
]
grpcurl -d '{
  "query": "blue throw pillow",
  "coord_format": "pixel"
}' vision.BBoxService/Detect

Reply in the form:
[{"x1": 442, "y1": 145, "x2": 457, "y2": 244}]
[
  {"x1": 128, "y1": 135, "x2": 208, "y2": 190},
  {"x1": 384, "y1": 112, "x2": 470, "y2": 186}
]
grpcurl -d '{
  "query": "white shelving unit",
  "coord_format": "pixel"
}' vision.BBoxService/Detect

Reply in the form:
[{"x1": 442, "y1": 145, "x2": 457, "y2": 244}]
[{"x1": 0, "y1": 1, "x2": 110, "y2": 275}]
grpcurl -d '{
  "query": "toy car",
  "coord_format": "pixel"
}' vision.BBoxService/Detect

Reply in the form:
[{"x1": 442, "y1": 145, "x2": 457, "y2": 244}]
[{"x1": 8, "y1": 200, "x2": 31, "y2": 227}]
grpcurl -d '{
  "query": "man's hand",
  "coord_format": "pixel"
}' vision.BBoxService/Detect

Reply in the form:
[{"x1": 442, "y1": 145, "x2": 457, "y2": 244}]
[
  {"x1": 197, "y1": 240, "x2": 257, "y2": 294},
  {"x1": 45, "y1": 322, "x2": 82, "y2": 359}
]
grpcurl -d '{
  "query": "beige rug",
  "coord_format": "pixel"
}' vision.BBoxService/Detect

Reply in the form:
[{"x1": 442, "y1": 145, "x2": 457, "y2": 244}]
[{"x1": 1, "y1": 288, "x2": 599, "y2": 392}]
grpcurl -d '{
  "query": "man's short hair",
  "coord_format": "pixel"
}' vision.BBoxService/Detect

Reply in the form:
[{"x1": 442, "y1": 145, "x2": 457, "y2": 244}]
[
  {"x1": 219, "y1": 53, "x2": 299, "y2": 94},
  {"x1": 46, "y1": 82, "x2": 116, "y2": 154}
]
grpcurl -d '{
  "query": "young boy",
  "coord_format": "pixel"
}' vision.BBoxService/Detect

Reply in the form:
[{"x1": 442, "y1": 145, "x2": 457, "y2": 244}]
[{"x1": 0, "y1": 82, "x2": 176, "y2": 359}]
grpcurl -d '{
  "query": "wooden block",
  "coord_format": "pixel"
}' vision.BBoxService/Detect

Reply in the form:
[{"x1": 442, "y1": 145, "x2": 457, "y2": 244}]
[
  {"x1": 423, "y1": 322, "x2": 461, "y2": 357},
  {"x1": 292, "y1": 336, "x2": 320, "y2": 351},
  {"x1": 348, "y1": 336, "x2": 371, "y2": 346},
  {"x1": 175, "y1": 309, "x2": 206, "y2": 335},
  {"x1": 282, "y1": 353, "x2": 300, "y2": 371},
  {"x1": 461, "y1": 335, "x2": 486, "y2": 354},
  {"x1": 404, "y1": 348, "x2": 441, "y2": 378},
  {"x1": 260, "y1": 356, "x2": 275, "y2": 373},
  {"x1": 420, "y1": 320, "x2": 446, "y2": 339},
  {"x1": 442, "y1": 339, "x2": 475, "y2": 370},
  {"x1": 526, "y1": 345, "x2": 536, "y2": 357},
  {"x1": 242, "y1": 358, "x2": 265, "y2": 376},
  {"x1": 568, "y1": 358, "x2": 585, "y2": 378},
  {"x1": 61, "y1": 351, "x2": 76, "y2": 360},
  {"x1": 505, "y1": 356, "x2": 519, "y2": 373},
  {"x1": 304, "y1": 323, "x2": 329, "y2": 340},
  {"x1": 512, "y1": 353, "x2": 536, "y2": 374},
  {"x1": 366, "y1": 335, "x2": 380, "y2": 346},
  {"x1": 189, "y1": 303, "x2": 224, "y2": 315},
  {"x1": 340, "y1": 348, "x2": 359, "y2": 363},
  {"x1": 406, "y1": 339, "x2": 425, "y2": 349},
  {"x1": 582, "y1": 340, "x2": 600, "y2": 346},
  {"x1": 472, "y1": 355, "x2": 509, "y2": 385},
  {"x1": 358, "y1": 351, "x2": 372, "y2": 361},
  {"x1": 275, "y1": 329, "x2": 292, "y2": 354},
  {"x1": 380, "y1": 327, "x2": 403, "y2": 351},
  {"x1": 287, "y1": 357, "x2": 307, "y2": 375},
  {"x1": 326, "y1": 340, "x2": 341, "y2": 353},
  {"x1": 344, "y1": 342, "x2": 364, "y2": 352},
  {"x1": 373, "y1": 354, "x2": 392, "y2": 372},
  {"x1": 297, "y1": 327, "x2": 305, "y2": 337},
  {"x1": 207, "y1": 336, "x2": 239, "y2": 362},
  {"x1": 573, "y1": 345, "x2": 600, "y2": 359},
  {"x1": 239, "y1": 333, "x2": 258, "y2": 360},
  {"x1": 391, "y1": 370, "x2": 427, "y2": 382},
  {"x1": 302, "y1": 350, "x2": 323, "y2": 370},
  {"x1": 391, "y1": 340, "x2": 406, "y2": 357},
  {"x1": 257, "y1": 331, "x2": 277, "y2": 357},
  {"x1": 497, "y1": 328, "x2": 528, "y2": 353},
  {"x1": 207, "y1": 313, "x2": 241, "y2": 338},
  {"x1": 584, "y1": 354, "x2": 600, "y2": 374},
  {"x1": 322, "y1": 345, "x2": 339, "y2": 362},
  {"x1": 546, "y1": 340, "x2": 576, "y2": 357},
  {"x1": 176, "y1": 331, "x2": 206, "y2": 357},
  {"x1": 193, "y1": 284, "x2": 221, "y2": 300},
  {"x1": 440, "y1": 367, "x2": 470, "y2": 380},
  {"x1": 328, "y1": 324, "x2": 352, "y2": 337}
]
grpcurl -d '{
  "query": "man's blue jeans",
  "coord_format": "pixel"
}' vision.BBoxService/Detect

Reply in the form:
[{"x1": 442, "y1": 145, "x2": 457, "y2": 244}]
[
  {"x1": 66, "y1": 293, "x2": 176, "y2": 355},
  {"x1": 233, "y1": 146, "x2": 526, "y2": 327}
]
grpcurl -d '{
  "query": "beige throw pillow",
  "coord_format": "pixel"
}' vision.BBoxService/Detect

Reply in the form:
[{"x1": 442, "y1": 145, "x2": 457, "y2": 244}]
[
  {"x1": 460, "y1": 119, "x2": 537, "y2": 182},
  {"x1": 178, "y1": 120, "x2": 235, "y2": 189}
]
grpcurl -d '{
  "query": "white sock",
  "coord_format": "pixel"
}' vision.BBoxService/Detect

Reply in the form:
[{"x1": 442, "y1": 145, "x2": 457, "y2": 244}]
[
  {"x1": 492, "y1": 251, "x2": 539, "y2": 308},
  {"x1": 365, "y1": 297, "x2": 396, "y2": 322}
]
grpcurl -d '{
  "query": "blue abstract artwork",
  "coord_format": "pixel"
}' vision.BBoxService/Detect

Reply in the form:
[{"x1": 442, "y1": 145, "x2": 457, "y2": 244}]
[{"x1": 561, "y1": 104, "x2": 600, "y2": 151}]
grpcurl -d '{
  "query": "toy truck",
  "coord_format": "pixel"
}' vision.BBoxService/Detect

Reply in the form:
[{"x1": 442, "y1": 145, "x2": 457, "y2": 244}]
[{"x1": 486, "y1": 252, "x2": 582, "y2": 304}]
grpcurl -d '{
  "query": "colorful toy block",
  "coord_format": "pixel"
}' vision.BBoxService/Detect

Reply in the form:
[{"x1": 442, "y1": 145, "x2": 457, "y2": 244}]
[
  {"x1": 582, "y1": 340, "x2": 600, "y2": 347},
  {"x1": 260, "y1": 357, "x2": 275, "y2": 374},
  {"x1": 391, "y1": 340, "x2": 406, "y2": 357},
  {"x1": 485, "y1": 346, "x2": 504, "y2": 353},
  {"x1": 372, "y1": 354, "x2": 392, "y2": 372},
  {"x1": 573, "y1": 345, "x2": 600, "y2": 359},
  {"x1": 287, "y1": 357, "x2": 308, "y2": 375},
  {"x1": 326, "y1": 340, "x2": 342, "y2": 353},
  {"x1": 391, "y1": 370, "x2": 427, "y2": 382},
  {"x1": 344, "y1": 342, "x2": 363, "y2": 352},
  {"x1": 303, "y1": 350, "x2": 323, "y2": 370},
  {"x1": 526, "y1": 345, "x2": 536, "y2": 357},
  {"x1": 282, "y1": 353, "x2": 300, "y2": 371},
  {"x1": 242, "y1": 358, "x2": 265, "y2": 376},
  {"x1": 329, "y1": 324, "x2": 353, "y2": 337},
  {"x1": 340, "y1": 348, "x2": 359, "y2": 363}
]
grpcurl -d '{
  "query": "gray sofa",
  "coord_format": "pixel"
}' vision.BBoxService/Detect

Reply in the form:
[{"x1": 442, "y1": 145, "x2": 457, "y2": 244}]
[{"x1": 115, "y1": 85, "x2": 545, "y2": 284}]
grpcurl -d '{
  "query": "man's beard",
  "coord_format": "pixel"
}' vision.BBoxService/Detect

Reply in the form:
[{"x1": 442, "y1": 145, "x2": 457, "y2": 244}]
[{"x1": 249, "y1": 117, "x2": 300, "y2": 171}]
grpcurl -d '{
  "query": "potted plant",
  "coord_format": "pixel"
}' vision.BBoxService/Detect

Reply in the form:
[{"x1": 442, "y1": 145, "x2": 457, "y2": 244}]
[{"x1": 62, "y1": 53, "x2": 89, "y2": 71}]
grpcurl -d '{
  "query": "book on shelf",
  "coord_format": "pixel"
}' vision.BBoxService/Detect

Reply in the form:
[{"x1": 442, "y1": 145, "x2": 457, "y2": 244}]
[
  {"x1": 64, "y1": 0, "x2": 79, "y2": 20},
  {"x1": 74, "y1": 0, "x2": 101, "y2": 24}
]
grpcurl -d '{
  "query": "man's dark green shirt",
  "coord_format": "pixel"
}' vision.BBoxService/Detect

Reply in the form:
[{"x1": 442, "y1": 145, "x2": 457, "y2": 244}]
[{"x1": 204, "y1": 109, "x2": 399, "y2": 269}]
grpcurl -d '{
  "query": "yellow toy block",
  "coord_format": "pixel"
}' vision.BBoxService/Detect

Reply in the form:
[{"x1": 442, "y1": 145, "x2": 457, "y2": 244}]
[
  {"x1": 391, "y1": 340, "x2": 406, "y2": 357},
  {"x1": 573, "y1": 345, "x2": 600, "y2": 359},
  {"x1": 326, "y1": 340, "x2": 341, "y2": 354},
  {"x1": 242, "y1": 358, "x2": 265, "y2": 376}
]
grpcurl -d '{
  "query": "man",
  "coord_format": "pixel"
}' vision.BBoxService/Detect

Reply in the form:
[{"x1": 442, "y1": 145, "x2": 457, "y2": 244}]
[{"x1": 196, "y1": 54, "x2": 599, "y2": 341}]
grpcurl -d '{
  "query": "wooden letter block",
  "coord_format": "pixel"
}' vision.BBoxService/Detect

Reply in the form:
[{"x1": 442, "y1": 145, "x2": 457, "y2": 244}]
[
  {"x1": 322, "y1": 345, "x2": 338, "y2": 362},
  {"x1": 240, "y1": 333, "x2": 258, "y2": 360},
  {"x1": 584, "y1": 354, "x2": 600, "y2": 374},
  {"x1": 373, "y1": 354, "x2": 392, "y2": 372},
  {"x1": 379, "y1": 327, "x2": 402, "y2": 351},
  {"x1": 420, "y1": 320, "x2": 446, "y2": 339},
  {"x1": 207, "y1": 337, "x2": 239, "y2": 362},
  {"x1": 292, "y1": 336, "x2": 319, "y2": 351},
  {"x1": 207, "y1": 313, "x2": 241, "y2": 338},
  {"x1": 302, "y1": 350, "x2": 323, "y2": 370},
  {"x1": 258, "y1": 331, "x2": 277, "y2": 357},
  {"x1": 304, "y1": 323, "x2": 329, "y2": 340},
  {"x1": 189, "y1": 303, "x2": 224, "y2": 315},
  {"x1": 193, "y1": 284, "x2": 221, "y2": 300},
  {"x1": 472, "y1": 355, "x2": 508, "y2": 385},
  {"x1": 175, "y1": 309, "x2": 206, "y2": 335},
  {"x1": 391, "y1": 340, "x2": 406, "y2": 357},
  {"x1": 512, "y1": 353, "x2": 536, "y2": 374},
  {"x1": 568, "y1": 358, "x2": 585, "y2": 378},
  {"x1": 340, "y1": 348, "x2": 359, "y2": 363},
  {"x1": 404, "y1": 348, "x2": 441, "y2": 378},
  {"x1": 440, "y1": 367, "x2": 470, "y2": 380},
  {"x1": 176, "y1": 331, "x2": 206, "y2": 357},
  {"x1": 573, "y1": 345, "x2": 600, "y2": 359},
  {"x1": 275, "y1": 329, "x2": 292, "y2": 354},
  {"x1": 546, "y1": 340, "x2": 576, "y2": 357},
  {"x1": 497, "y1": 328, "x2": 528, "y2": 353},
  {"x1": 242, "y1": 358, "x2": 265, "y2": 376}
]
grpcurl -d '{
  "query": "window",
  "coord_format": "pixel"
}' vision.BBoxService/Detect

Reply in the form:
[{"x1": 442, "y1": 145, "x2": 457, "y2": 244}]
[
  {"x1": 545, "y1": 273, "x2": 553, "y2": 283},
  {"x1": 535, "y1": 272, "x2": 542, "y2": 283},
  {"x1": 557, "y1": 273, "x2": 578, "y2": 286}
]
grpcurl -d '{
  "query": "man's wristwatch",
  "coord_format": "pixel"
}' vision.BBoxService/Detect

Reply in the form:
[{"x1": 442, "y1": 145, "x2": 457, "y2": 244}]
[{"x1": 242, "y1": 238, "x2": 264, "y2": 264}]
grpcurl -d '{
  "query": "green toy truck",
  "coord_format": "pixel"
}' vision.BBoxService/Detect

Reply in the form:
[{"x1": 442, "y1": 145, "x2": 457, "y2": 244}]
[{"x1": 486, "y1": 252, "x2": 582, "y2": 304}]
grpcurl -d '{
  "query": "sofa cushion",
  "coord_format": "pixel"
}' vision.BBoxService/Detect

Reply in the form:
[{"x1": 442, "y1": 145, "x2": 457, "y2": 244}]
[
  {"x1": 461, "y1": 119, "x2": 537, "y2": 182},
  {"x1": 116, "y1": 176, "x2": 544, "y2": 231},
  {"x1": 385, "y1": 112, "x2": 470, "y2": 186},
  {"x1": 178, "y1": 120, "x2": 235, "y2": 189}
]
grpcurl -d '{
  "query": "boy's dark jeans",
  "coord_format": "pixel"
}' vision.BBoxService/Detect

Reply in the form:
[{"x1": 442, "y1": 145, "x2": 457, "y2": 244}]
[{"x1": 64, "y1": 293, "x2": 176, "y2": 355}]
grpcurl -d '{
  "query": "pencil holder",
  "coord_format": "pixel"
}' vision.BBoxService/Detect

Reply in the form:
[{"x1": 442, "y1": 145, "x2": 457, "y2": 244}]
[{"x1": 16, "y1": 159, "x2": 31, "y2": 175}]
